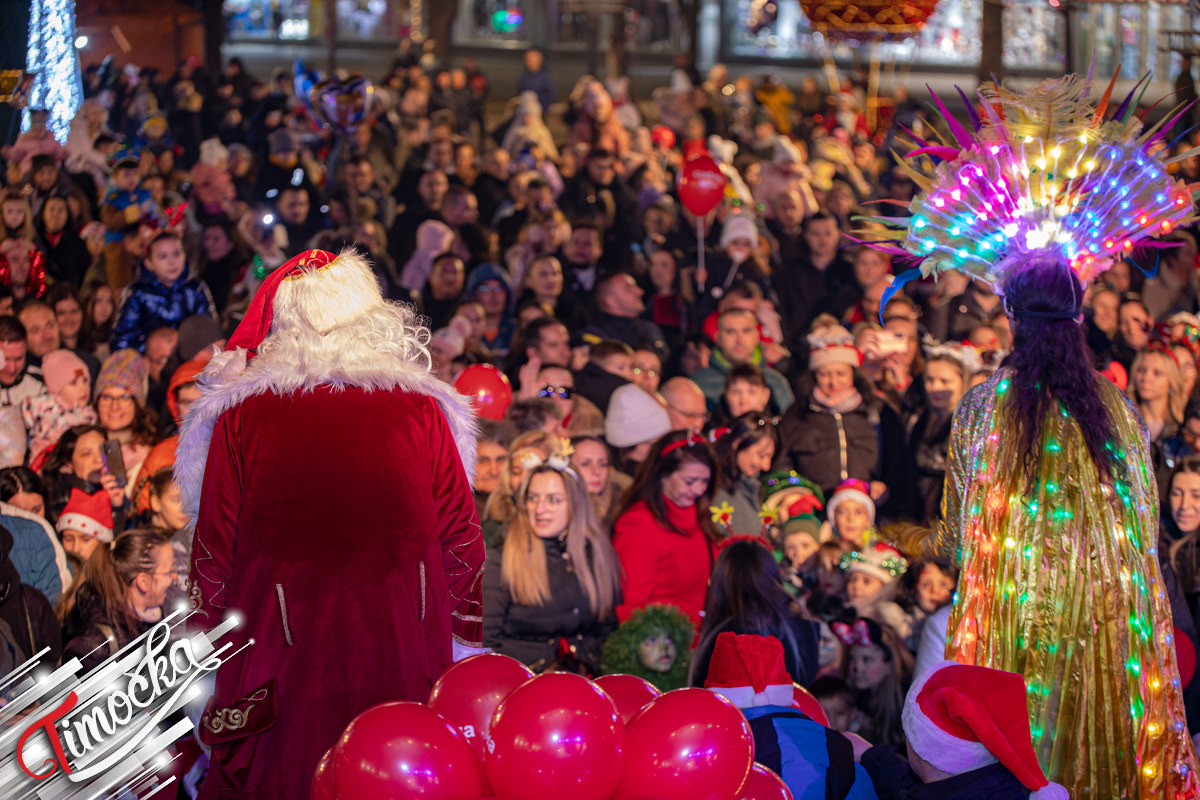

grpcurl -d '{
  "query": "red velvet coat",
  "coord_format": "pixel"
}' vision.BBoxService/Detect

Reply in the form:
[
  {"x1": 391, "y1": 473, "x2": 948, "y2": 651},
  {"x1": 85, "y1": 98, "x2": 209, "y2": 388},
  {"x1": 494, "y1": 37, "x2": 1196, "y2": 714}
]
[{"x1": 189, "y1": 386, "x2": 483, "y2": 799}]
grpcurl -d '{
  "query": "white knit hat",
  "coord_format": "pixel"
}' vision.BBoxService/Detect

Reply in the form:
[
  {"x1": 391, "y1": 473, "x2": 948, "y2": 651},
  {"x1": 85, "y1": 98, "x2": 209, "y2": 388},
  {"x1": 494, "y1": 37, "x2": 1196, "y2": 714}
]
[
  {"x1": 807, "y1": 324, "x2": 861, "y2": 371},
  {"x1": 903, "y1": 661, "x2": 1068, "y2": 800},
  {"x1": 720, "y1": 214, "x2": 758, "y2": 249},
  {"x1": 605, "y1": 384, "x2": 671, "y2": 449}
]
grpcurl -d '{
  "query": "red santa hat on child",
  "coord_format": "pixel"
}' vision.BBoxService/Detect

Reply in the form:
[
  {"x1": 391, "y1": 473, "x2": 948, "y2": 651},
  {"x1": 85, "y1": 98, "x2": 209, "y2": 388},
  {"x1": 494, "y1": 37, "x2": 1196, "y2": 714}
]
[
  {"x1": 56, "y1": 488, "x2": 114, "y2": 543},
  {"x1": 826, "y1": 478, "x2": 875, "y2": 528},
  {"x1": 903, "y1": 661, "x2": 1068, "y2": 800},
  {"x1": 703, "y1": 632, "x2": 794, "y2": 708}
]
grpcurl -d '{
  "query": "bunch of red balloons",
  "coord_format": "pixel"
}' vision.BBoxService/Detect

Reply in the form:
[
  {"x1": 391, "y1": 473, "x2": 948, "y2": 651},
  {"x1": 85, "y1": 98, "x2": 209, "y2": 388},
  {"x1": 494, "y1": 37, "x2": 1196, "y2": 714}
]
[{"x1": 311, "y1": 653, "x2": 796, "y2": 800}]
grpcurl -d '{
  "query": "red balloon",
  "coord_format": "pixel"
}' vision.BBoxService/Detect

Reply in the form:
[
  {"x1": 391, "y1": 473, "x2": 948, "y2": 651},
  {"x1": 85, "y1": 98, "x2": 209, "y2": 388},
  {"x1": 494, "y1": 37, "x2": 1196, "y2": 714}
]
[
  {"x1": 428, "y1": 653, "x2": 534, "y2": 759},
  {"x1": 594, "y1": 674, "x2": 662, "y2": 725},
  {"x1": 738, "y1": 765, "x2": 794, "y2": 800},
  {"x1": 615, "y1": 688, "x2": 754, "y2": 800},
  {"x1": 677, "y1": 155, "x2": 728, "y2": 217},
  {"x1": 485, "y1": 672, "x2": 626, "y2": 800},
  {"x1": 791, "y1": 683, "x2": 829, "y2": 727},
  {"x1": 651, "y1": 124, "x2": 677, "y2": 150},
  {"x1": 332, "y1": 701, "x2": 484, "y2": 799},
  {"x1": 453, "y1": 364, "x2": 514, "y2": 420},
  {"x1": 311, "y1": 747, "x2": 336, "y2": 800}
]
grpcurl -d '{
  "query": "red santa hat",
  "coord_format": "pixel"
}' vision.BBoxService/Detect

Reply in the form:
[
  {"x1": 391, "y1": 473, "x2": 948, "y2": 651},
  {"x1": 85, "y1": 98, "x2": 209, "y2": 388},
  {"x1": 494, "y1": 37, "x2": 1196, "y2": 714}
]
[
  {"x1": 703, "y1": 632, "x2": 794, "y2": 708},
  {"x1": 903, "y1": 661, "x2": 1068, "y2": 800},
  {"x1": 225, "y1": 249, "x2": 340, "y2": 357},
  {"x1": 55, "y1": 488, "x2": 114, "y2": 543},
  {"x1": 826, "y1": 478, "x2": 875, "y2": 528}
]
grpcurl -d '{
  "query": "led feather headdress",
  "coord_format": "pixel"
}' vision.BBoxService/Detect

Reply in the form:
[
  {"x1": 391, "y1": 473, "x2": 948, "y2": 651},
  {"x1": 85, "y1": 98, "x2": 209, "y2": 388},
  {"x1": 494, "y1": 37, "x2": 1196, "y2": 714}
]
[{"x1": 870, "y1": 72, "x2": 1199, "y2": 307}]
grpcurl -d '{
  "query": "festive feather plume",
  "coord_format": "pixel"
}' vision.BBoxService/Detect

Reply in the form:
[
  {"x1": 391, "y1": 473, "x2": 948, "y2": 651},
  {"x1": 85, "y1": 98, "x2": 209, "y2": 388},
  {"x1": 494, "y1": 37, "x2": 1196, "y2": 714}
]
[{"x1": 868, "y1": 72, "x2": 1198, "y2": 292}]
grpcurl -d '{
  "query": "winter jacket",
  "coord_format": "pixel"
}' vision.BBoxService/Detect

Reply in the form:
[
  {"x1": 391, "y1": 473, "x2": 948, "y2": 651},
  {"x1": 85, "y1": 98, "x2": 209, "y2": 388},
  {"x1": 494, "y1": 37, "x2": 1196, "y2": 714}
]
[
  {"x1": 1, "y1": 516, "x2": 60, "y2": 605},
  {"x1": 861, "y1": 746, "x2": 1031, "y2": 799},
  {"x1": 62, "y1": 582, "x2": 155, "y2": 674},
  {"x1": 614, "y1": 498, "x2": 714, "y2": 628},
  {"x1": 110, "y1": 265, "x2": 217, "y2": 352},
  {"x1": 0, "y1": 524, "x2": 61, "y2": 670},
  {"x1": 743, "y1": 706, "x2": 879, "y2": 800},
  {"x1": 774, "y1": 377, "x2": 879, "y2": 497},
  {"x1": 38, "y1": 229, "x2": 92, "y2": 289},
  {"x1": 483, "y1": 536, "x2": 618, "y2": 670},
  {"x1": 712, "y1": 475, "x2": 766, "y2": 537}
]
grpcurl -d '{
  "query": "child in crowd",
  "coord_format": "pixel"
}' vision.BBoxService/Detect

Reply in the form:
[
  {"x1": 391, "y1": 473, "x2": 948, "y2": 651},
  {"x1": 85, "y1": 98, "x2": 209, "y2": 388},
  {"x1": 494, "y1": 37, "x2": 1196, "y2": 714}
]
[
  {"x1": 110, "y1": 230, "x2": 216, "y2": 352},
  {"x1": 22, "y1": 350, "x2": 96, "y2": 472},
  {"x1": 837, "y1": 617, "x2": 911, "y2": 749},
  {"x1": 827, "y1": 479, "x2": 877, "y2": 549},
  {"x1": 900, "y1": 558, "x2": 959, "y2": 653},
  {"x1": 809, "y1": 674, "x2": 858, "y2": 733},
  {"x1": 723, "y1": 363, "x2": 773, "y2": 421},
  {"x1": 859, "y1": 661, "x2": 1068, "y2": 800},
  {"x1": 841, "y1": 542, "x2": 912, "y2": 640},
  {"x1": 703, "y1": 632, "x2": 879, "y2": 800}
]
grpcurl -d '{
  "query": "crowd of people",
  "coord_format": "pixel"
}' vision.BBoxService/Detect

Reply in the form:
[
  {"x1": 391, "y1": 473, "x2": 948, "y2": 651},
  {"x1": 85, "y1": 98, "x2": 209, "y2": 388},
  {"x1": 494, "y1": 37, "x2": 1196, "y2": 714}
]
[{"x1": 1, "y1": 44, "x2": 1200, "y2": 798}]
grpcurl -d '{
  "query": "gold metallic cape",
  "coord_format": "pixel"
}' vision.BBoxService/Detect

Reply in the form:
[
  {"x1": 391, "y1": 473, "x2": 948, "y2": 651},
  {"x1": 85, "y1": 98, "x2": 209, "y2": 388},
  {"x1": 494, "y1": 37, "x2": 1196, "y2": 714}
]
[{"x1": 932, "y1": 369, "x2": 1200, "y2": 799}]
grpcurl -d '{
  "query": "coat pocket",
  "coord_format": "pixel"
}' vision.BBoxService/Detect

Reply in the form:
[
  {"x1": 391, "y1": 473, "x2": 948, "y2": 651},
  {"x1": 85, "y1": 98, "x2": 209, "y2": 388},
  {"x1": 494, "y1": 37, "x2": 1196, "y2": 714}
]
[
  {"x1": 418, "y1": 561, "x2": 427, "y2": 623},
  {"x1": 275, "y1": 584, "x2": 294, "y2": 646}
]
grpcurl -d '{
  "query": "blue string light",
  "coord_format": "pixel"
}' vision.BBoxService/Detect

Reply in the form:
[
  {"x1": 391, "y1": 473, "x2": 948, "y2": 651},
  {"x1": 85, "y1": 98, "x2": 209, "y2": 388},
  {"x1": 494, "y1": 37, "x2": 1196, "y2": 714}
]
[{"x1": 25, "y1": 0, "x2": 83, "y2": 143}]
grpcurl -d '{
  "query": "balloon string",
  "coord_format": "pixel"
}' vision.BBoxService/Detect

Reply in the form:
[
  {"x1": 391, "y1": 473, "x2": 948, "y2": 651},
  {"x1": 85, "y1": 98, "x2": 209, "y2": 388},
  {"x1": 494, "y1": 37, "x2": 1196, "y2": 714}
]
[{"x1": 696, "y1": 216, "x2": 706, "y2": 292}]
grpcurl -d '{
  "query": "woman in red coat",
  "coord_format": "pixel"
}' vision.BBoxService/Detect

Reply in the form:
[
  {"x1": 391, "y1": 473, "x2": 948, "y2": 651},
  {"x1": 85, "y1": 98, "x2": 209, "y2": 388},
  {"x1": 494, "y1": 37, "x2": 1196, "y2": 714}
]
[
  {"x1": 177, "y1": 249, "x2": 485, "y2": 800},
  {"x1": 613, "y1": 430, "x2": 719, "y2": 628}
]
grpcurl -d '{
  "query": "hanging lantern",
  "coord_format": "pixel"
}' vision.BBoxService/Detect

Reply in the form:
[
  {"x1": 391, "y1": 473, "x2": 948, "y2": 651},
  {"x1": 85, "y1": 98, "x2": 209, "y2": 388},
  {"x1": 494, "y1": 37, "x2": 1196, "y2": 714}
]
[{"x1": 799, "y1": 0, "x2": 940, "y2": 42}]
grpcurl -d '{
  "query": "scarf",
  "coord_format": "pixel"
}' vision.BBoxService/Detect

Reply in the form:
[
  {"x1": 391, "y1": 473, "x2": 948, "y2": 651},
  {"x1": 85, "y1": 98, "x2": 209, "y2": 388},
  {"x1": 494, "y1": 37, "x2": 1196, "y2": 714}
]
[{"x1": 812, "y1": 385, "x2": 863, "y2": 414}]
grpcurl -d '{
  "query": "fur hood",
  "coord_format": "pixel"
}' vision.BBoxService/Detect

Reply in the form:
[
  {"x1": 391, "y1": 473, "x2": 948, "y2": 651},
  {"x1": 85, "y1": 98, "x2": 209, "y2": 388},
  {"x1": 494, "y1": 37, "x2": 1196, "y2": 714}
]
[{"x1": 176, "y1": 250, "x2": 479, "y2": 524}]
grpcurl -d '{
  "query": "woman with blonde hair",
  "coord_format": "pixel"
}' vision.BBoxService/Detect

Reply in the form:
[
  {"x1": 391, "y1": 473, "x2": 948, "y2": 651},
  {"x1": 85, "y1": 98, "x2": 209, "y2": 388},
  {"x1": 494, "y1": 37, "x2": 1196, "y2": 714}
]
[
  {"x1": 1127, "y1": 344, "x2": 1187, "y2": 492},
  {"x1": 481, "y1": 430, "x2": 561, "y2": 546},
  {"x1": 482, "y1": 454, "x2": 622, "y2": 670}
]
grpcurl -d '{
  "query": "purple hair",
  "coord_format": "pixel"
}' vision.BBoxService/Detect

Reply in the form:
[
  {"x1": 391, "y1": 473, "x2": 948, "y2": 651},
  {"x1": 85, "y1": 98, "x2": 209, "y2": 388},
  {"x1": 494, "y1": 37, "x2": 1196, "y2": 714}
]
[{"x1": 1000, "y1": 257, "x2": 1122, "y2": 490}]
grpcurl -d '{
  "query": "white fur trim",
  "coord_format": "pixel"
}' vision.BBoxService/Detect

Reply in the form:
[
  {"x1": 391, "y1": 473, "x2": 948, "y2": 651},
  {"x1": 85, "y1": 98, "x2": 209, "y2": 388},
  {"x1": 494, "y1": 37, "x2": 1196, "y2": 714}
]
[
  {"x1": 56, "y1": 512, "x2": 113, "y2": 543},
  {"x1": 708, "y1": 684, "x2": 793, "y2": 708},
  {"x1": 827, "y1": 488, "x2": 875, "y2": 527},
  {"x1": 1030, "y1": 784, "x2": 1069, "y2": 800},
  {"x1": 902, "y1": 660, "x2": 998, "y2": 774},
  {"x1": 176, "y1": 249, "x2": 480, "y2": 524}
]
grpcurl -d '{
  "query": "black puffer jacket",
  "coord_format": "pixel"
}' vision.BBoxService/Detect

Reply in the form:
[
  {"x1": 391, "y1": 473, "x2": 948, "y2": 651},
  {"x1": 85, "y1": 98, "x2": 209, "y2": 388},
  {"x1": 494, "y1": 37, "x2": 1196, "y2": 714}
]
[
  {"x1": 0, "y1": 525, "x2": 61, "y2": 676},
  {"x1": 482, "y1": 536, "x2": 619, "y2": 671},
  {"x1": 773, "y1": 374, "x2": 880, "y2": 497}
]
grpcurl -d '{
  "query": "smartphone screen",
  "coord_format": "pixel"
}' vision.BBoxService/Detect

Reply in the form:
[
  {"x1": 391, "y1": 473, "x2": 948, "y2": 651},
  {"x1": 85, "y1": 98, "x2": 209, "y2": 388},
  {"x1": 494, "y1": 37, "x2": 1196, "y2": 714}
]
[{"x1": 101, "y1": 440, "x2": 128, "y2": 488}]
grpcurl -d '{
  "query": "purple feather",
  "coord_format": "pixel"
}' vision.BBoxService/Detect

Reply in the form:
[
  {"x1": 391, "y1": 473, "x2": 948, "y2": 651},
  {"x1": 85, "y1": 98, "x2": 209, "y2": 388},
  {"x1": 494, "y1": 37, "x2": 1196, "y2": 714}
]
[
  {"x1": 926, "y1": 84, "x2": 972, "y2": 148},
  {"x1": 1147, "y1": 100, "x2": 1200, "y2": 148},
  {"x1": 1083, "y1": 52, "x2": 1095, "y2": 98},
  {"x1": 1112, "y1": 71, "x2": 1151, "y2": 122},
  {"x1": 899, "y1": 124, "x2": 931, "y2": 149},
  {"x1": 956, "y1": 86, "x2": 982, "y2": 132},
  {"x1": 906, "y1": 145, "x2": 961, "y2": 161}
]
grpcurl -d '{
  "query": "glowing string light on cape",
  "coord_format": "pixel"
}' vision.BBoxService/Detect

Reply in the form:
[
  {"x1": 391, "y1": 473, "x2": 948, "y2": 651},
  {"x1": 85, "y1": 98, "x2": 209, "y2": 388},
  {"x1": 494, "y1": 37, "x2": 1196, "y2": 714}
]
[{"x1": 24, "y1": 0, "x2": 83, "y2": 143}]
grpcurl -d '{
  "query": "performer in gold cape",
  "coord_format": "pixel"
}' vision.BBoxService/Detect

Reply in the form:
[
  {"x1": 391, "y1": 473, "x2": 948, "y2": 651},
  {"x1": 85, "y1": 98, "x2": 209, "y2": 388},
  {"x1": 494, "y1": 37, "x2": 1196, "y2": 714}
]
[{"x1": 870, "y1": 74, "x2": 1200, "y2": 798}]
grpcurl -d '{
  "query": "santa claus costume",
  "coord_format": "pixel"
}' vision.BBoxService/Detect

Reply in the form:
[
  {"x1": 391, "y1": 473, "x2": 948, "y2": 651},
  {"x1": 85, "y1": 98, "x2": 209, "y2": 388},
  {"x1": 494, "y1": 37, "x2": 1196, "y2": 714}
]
[{"x1": 177, "y1": 248, "x2": 485, "y2": 799}]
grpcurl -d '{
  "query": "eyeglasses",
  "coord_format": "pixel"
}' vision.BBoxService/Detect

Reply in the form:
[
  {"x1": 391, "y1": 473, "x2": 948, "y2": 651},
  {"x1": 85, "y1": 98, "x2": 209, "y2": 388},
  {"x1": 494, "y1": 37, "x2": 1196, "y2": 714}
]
[
  {"x1": 151, "y1": 568, "x2": 179, "y2": 577},
  {"x1": 97, "y1": 393, "x2": 134, "y2": 405},
  {"x1": 667, "y1": 403, "x2": 710, "y2": 423},
  {"x1": 538, "y1": 385, "x2": 576, "y2": 399}
]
